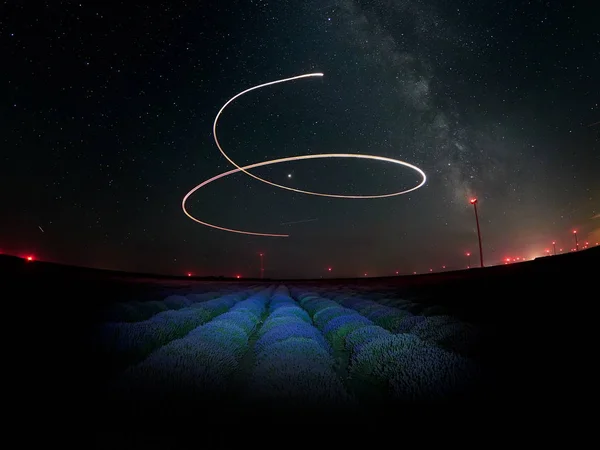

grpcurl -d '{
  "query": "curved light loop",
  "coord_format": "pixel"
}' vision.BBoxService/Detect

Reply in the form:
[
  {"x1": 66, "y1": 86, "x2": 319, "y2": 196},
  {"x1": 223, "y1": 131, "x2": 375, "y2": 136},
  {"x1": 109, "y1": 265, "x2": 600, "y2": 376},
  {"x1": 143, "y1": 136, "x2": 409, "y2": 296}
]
[{"x1": 182, "y1": 73, "x2": 427, "y2": 237}]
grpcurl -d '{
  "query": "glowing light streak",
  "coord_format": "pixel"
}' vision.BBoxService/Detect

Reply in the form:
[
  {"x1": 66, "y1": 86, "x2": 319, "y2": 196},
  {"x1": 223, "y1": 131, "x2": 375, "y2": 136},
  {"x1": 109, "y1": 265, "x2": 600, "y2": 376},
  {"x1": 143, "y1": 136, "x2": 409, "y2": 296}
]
[{"x1": 182, "y1": 73, "x2": 427, "y2": 237}]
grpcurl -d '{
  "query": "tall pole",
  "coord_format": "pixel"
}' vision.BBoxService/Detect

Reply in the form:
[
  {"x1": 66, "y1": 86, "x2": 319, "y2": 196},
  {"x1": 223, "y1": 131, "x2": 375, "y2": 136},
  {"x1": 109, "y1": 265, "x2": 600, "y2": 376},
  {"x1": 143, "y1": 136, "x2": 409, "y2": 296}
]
[
  {"x1": 470, "y1": 198, "x2": 484, "y2": 267},
  {"x1": 573, "y1": 231, "x2": 578, "y2": 251},
  {"x1": 259, "y1": 253, "x2": 264, "y2": 279},
  {"x1": 466, "y1": 252, "x2": 471, "y2": 268},
  {"x1": 552, "y1": 241, "x2": 556, "y2": 256}
]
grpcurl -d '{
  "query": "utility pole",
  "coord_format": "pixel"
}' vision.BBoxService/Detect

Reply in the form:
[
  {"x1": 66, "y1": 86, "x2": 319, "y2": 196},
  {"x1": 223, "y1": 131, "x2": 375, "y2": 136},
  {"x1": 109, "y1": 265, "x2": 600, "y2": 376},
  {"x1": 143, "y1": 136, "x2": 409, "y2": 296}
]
[
  {"x1": 259, "y1": 252, "x2": 264, "y2": 279},
  {"x1": 470, "y1": 198, "x2": 484, "y2": 267}
]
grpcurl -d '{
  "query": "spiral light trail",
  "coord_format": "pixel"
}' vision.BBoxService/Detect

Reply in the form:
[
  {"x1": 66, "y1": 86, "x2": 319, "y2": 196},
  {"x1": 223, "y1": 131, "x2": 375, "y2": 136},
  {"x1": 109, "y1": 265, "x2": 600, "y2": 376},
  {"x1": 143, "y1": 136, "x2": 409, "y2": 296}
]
[{"x1": 182, "y1": 73, "x2": 427, "y2": 237}]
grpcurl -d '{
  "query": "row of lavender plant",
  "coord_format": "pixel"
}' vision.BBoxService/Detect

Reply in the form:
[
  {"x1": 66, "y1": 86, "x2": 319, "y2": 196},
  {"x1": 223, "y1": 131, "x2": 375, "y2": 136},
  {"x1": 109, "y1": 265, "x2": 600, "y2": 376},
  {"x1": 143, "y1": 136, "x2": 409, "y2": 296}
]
[
  {"x1": 103, "y1": 285, "x2": 256, "y2": 323},
  {"x1": 295, "y1": 288, "x2": 480, "y2": 357},
  {"x1": 110, "y1": 288, "x2": 273, "y2": 406},
  {"x1": 293, "y1": 291, "x2": 479, "y2": 404},
  {"x1": 245, "y1": 285, "x2": 351, "y2": 408},
  {"x1": 98, "y1": 290, "x2": 257, "y2": 366}
]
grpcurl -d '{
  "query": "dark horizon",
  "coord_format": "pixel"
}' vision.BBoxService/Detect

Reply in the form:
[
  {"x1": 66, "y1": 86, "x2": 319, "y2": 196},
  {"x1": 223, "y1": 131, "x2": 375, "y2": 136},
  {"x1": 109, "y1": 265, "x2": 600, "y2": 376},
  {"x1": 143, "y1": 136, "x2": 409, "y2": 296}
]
[{"x1": 3, "y1": 245, "x2": 598, "y2": 283}]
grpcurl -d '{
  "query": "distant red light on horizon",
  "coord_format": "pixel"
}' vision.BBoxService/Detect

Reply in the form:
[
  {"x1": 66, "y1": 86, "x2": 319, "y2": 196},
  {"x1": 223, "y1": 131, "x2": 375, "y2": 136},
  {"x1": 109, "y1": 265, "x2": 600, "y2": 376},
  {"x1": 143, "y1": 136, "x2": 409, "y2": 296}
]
[
  {"x1": 187, "y1": 273, "x2": 192, "y2": 277},
  {"x1": 236, "y1": 275, "x2": 241, "y2": 279},
  {"x1": 26, "y1": 255, "x2": 34, "y2": 261}
]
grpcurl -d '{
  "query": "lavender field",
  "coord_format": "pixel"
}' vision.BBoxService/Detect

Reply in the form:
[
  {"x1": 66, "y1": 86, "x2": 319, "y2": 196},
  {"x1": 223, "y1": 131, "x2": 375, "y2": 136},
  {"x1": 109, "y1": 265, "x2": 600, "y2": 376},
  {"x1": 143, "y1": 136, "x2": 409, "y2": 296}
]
[{"x1": 95, "y1": 283, "x2": 486, "y2": 422}]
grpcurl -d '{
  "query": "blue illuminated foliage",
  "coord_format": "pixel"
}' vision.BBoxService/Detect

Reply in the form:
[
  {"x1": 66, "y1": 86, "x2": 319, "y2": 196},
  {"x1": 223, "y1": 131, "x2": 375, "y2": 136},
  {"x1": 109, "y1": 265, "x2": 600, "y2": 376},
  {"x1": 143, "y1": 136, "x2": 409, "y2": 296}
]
[
  {"x1": 322, "y1": 313, "x2": 374, "y2": 351},
  {"x1": 393, "y1": 314, "x2": 427, "y2": 333},
  {"x1": 349, "y1": 334, "x2": 478, "y2": 403},
  {"x1": 246, "y1": 295, "x2": 350, "y2": 406},
  {"x1": 255, "y1": 322, "x2": 331, "y2": 354},
  {"x1": 249, "y1": 338, "x2": 350, "y2": 406},
  {"x1": 98, "y1": 292, "x2": 257, "y2": 362},
  {"x1": 258, "y1": 315, "x2": 307, "y2": 336},
  {"x1": 268, "y1": 306, "x2": 311, "y2": 323},
  {"x1": 209, "y1": 311, "x2": 259, "y2": 335},
  {"x1": 313, "y1": 306, "x2": 358, "y2": 329},
  {"x1": 99, "y1": 308, "x2": 214, "y2": 362},
  {"x1": 345, "y1": 325, "x2": 391, "y2": 355}
]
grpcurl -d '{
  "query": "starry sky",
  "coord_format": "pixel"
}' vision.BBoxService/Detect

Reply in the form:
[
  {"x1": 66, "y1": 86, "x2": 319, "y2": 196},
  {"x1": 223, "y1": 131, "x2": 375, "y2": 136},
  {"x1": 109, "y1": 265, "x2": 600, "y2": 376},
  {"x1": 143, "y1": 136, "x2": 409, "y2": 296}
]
[{"x1": 1, "y1": 1, "x2": 599, "y2": 278}]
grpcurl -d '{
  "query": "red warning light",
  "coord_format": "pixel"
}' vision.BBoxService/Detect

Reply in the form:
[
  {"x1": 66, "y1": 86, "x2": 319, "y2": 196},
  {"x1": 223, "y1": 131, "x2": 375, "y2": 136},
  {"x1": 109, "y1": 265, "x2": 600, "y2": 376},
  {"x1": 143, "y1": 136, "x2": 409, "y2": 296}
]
[
  {"x1": 187, "y1": 273, "x2": 192, "y2": 277},
  {"x1": 236, "y1": 275, "x2": 241, "y2": 279},
  {"x1": 26, "y1": 255, "x2": 34, "y2": 261},
  {"x1": 469, "y1": 198, "x2": 477, "y2": 204}
]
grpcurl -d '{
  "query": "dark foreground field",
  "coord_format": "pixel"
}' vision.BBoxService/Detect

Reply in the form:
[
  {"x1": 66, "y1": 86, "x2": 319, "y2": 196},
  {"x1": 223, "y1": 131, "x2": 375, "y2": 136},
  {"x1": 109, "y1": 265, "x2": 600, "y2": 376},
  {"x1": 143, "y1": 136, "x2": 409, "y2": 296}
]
[{"x1": 2, "y1": 248, "x2": 598, "y2": 444}]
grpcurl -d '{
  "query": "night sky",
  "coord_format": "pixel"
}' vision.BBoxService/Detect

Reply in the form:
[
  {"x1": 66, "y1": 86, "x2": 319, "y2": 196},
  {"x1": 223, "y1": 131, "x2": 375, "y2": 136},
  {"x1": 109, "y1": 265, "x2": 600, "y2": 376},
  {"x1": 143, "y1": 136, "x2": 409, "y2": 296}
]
[{"x1": 2, "y1": 1, "x2": 598, "y2": 278}]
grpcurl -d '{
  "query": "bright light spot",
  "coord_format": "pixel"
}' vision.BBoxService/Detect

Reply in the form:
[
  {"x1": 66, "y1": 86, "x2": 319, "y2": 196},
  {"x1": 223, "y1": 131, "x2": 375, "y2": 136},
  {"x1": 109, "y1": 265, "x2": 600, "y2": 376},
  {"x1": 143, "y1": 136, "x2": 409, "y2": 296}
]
[
  {"x1": 328, "y1": 267, "x2": 332, "y2": 271},
  {"x1": 442, "y1": 265, "x2": 446, "y2": 269},
  {"x1": 236, "y1": 275, "x2": 241, "y2": 279},
  {"x1": 287, "y1": 173, "x2": 292, "y2": 178},
  {"x1": 429, "y1": 268, "x2": 433, "y2": 272},
  {"x1": 552, "y1": 241, "x2": 556, "y2": 245},
  {"x1": 395, "y1": 271, "x2": 399, "y2": 275},
  {"x1": 470, "y1": 198, "x2": 477, "y2": 204},
  {"x1": 26, "y1": 256, "x2": 34, "y2": 261},
  {"x1": 187, "y1": 273, "x2": 192, "y2": 277},
  {"x1": 573, "y1": 230, "x2": 577, "y2": 234}
]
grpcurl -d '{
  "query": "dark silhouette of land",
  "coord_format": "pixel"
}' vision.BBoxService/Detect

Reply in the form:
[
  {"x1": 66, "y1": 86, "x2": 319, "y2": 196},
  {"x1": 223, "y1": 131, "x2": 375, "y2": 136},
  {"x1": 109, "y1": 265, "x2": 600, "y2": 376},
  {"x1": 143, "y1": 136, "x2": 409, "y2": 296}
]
[{"x1": 2, "y1": 247, "x2": 597, "y2": 439}]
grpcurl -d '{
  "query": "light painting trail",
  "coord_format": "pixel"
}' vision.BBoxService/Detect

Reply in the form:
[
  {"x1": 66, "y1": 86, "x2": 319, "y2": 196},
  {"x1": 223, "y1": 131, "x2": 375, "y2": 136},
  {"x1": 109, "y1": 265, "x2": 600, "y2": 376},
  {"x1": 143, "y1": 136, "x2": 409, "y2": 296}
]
[{"x1": 182, "y1": 73, "x2": 427, "y2": 237}]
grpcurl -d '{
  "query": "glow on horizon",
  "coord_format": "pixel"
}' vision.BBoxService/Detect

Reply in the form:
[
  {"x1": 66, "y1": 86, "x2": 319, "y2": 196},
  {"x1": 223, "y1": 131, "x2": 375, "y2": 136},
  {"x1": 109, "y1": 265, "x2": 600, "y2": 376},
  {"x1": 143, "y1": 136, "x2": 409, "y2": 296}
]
[{"x1": 182, "y1": 72, "x2": 427, "y2": 237}]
